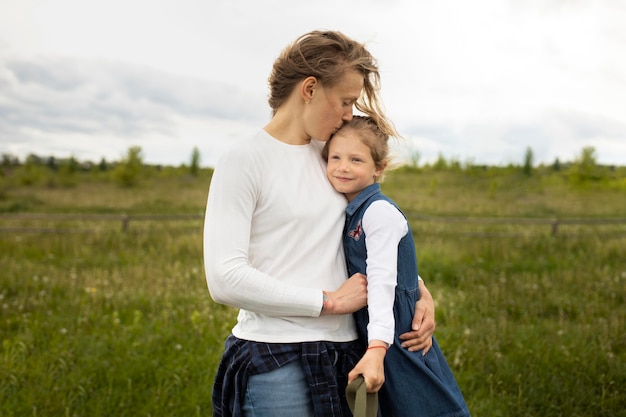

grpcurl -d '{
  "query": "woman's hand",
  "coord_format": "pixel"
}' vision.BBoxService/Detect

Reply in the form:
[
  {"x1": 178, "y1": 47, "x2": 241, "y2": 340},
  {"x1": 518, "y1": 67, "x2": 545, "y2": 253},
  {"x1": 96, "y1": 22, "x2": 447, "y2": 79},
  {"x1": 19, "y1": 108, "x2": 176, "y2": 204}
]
[
  {"x1": 399, "y1": 280, "x2": 435, "y2": 353},
  {"x1": 321, "y1": 272, "x2": 367, "y2": 315}
]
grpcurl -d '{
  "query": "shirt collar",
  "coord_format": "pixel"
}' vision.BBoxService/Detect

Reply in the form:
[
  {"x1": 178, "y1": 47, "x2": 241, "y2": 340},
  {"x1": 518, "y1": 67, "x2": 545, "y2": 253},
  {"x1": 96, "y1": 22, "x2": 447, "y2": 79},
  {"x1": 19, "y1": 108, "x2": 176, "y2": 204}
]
[{"x1": 346, "y1": 183, "x2": 381, "y2": 216}]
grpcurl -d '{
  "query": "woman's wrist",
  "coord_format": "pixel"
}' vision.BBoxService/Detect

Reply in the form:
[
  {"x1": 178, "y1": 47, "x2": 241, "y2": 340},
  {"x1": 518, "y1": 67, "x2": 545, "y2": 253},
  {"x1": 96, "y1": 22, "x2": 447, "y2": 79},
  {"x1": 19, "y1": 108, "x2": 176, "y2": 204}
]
[{"x1": 320, "y1": 291, "x2": 331, "y2": 315}]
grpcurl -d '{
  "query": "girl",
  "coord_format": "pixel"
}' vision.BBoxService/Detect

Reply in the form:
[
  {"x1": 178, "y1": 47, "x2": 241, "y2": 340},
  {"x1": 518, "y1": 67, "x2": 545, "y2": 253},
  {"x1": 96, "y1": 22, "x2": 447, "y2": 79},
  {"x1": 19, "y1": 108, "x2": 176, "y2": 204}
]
[{"x1": 324, "y1": 116, "x2": 471, "y2": 416}]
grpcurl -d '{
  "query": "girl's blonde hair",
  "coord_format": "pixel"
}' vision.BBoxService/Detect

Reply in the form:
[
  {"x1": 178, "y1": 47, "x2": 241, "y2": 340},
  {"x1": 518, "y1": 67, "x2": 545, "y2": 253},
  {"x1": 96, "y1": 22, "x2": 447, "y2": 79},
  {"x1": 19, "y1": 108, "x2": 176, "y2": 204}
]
[{"x1": 267, "y1": 30, "x2": 398, "y2": 139}]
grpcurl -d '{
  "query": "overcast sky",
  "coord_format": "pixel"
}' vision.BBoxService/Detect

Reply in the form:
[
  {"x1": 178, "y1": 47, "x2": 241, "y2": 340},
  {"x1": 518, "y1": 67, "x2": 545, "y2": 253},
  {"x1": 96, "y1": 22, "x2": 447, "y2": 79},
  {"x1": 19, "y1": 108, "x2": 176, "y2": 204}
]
[{"x1": 1, "y1": 0, "x2": 625, "y2": 167}]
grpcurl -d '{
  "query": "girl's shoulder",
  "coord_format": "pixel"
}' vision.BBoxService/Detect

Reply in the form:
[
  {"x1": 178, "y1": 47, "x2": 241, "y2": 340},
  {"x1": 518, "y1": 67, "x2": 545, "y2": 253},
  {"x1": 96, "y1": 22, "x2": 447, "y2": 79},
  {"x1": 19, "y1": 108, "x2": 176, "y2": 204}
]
[{"x1": 363, "y1": 199, "x2": 407, "y2": 230}]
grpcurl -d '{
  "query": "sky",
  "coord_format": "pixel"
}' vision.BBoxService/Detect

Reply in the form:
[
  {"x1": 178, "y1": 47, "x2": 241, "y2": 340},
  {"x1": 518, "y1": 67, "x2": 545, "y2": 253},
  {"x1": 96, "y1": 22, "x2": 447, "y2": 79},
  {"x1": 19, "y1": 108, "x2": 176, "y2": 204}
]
[{"x1": 1, "y1": 0, "x2": 625, "y2": 168}]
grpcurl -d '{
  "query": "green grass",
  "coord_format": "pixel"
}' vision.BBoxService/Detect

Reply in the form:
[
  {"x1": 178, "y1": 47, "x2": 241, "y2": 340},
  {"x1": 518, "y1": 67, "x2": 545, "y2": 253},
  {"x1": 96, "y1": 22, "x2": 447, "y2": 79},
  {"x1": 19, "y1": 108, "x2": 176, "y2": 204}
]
[
  {"x1": 1, "y1": 167, "x2": 625, "y2": 416},
  {"x1": 1, "y1": 228, "x2": 234, "y2": 416},
  {"x1": 423, "y1": 234, "x2": 625, "y2": 416}
]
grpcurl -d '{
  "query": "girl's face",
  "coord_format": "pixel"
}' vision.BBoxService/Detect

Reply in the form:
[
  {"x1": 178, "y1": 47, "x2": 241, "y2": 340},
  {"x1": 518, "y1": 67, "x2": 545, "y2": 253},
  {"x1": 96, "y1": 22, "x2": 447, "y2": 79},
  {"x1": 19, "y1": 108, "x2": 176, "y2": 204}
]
[
  {"x1": 305, "y1": 69, "x2": 364, "y2": 142},
  {"x1": 326, "y1": 130, "x2": 383, "y2": 202}
]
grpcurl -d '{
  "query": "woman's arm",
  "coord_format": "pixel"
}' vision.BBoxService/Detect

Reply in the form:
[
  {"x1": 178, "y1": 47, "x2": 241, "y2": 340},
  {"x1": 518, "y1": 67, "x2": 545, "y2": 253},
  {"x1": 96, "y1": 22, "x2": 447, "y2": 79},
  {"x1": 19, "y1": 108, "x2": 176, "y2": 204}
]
[
  {"x1": 203, "y1": 150, "x2": 318, "y2": 316},
  {"x1": 204, "y1": 147, "x2": 367, "y2": 317}
]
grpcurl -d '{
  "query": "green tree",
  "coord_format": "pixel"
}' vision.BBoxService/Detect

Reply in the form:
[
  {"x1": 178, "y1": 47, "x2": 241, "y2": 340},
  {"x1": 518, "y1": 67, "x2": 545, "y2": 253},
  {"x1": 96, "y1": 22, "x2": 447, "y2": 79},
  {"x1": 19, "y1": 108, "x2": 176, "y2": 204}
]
[
  {"x1": 99, "y1": 157, "x2": 108, "y2": 171},
  {"x1": 58, "y1": 156, "x2": 79, "y2": 187},
  {"x1": 112, "y1": 146, "x2": 143, "y2": 187},
  {"x1": 26, "y1": 153, "x2": 43, "y2": 166},
  {"x1": 46, "y1": 156, "x2": 58, "y2": 171},
  {"x1": 1, "y1": 154, "x2": 20, "y2": 168},
  {"x1": 572, "y1": 146, "x2": 599, "y2": 183},
  {"x1": 433, "y1": 152, "x2": 448, "y2": 171},
  {"x1": 190, "y1": 146, "x2": 201, "y2": 176},
  {"x1": 523, "y1": 146, "x2": 534, "y2": 176}
]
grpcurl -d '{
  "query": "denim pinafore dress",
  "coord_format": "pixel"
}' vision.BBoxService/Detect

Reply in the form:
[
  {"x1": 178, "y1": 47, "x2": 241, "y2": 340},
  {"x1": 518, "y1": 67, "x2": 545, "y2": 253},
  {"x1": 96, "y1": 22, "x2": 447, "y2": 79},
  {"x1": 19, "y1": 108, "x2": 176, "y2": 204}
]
[{"x1": 344, "y1": 183, "x2": 470, "y2": 417}]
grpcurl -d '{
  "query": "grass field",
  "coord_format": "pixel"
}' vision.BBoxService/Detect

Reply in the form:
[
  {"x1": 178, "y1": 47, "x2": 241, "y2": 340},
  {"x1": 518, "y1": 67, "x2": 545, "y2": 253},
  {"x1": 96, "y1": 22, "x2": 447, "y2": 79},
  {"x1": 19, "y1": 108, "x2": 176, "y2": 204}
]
[{"x1": 1, "y1": 165, "x2": 625, "y2": 416}]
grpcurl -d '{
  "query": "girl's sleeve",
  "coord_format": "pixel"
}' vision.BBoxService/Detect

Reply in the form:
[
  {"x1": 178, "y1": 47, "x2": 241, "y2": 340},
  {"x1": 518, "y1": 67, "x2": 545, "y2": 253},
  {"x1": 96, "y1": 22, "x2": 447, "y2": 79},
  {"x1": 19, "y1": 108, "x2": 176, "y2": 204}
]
[
  {"x1": 203, "y1": 149, "x2": 322, "y2": 317},
  {"x1": 362, "y1": 200, "x2": 408, "y2": 344}
]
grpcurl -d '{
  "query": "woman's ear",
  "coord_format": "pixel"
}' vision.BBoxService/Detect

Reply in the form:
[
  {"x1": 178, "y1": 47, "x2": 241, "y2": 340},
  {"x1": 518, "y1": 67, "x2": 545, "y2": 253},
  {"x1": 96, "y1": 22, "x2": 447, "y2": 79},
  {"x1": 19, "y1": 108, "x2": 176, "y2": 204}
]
[{"x1": 301, "y1": 76, "x2": 317, "y2": 103}]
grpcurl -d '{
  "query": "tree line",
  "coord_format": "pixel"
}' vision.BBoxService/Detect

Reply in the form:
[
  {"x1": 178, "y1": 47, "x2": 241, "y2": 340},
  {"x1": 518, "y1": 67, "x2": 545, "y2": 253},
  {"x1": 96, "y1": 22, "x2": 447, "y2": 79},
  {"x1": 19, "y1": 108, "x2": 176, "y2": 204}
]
[
  {"x1": 1, "y1": 146, "x2": 204, "y2": 187},
  {"x1": 1, "y1": 145, "x2": 623, "y2": 188}
]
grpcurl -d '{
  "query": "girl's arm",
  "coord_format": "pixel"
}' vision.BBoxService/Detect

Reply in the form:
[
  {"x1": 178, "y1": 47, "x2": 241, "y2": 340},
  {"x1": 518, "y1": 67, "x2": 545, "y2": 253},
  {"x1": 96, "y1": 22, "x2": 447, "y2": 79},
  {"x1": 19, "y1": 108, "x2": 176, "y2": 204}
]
[
  {"x1": 348, "y1": 342, "x2": 388, "y2": 393},
  {"x1": 348, "y1": 200, "x2": 406, "y2": 391}
]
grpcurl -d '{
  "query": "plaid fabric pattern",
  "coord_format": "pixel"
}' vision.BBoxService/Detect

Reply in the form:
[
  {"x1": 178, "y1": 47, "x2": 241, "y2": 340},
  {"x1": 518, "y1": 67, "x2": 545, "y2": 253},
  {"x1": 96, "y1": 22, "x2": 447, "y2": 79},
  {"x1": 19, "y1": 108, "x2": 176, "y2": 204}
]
[{"x1": 212, "y1": 334, "x2": 363, "y2": 417}]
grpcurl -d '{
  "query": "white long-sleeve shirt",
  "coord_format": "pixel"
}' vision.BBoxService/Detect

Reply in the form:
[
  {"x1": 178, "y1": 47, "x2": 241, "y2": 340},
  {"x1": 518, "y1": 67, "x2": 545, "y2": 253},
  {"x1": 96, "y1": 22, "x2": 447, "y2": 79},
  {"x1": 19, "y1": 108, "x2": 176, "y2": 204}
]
[
  {"x1": 361, "y1": 200, "x2": 409, "y2": 345},
  {"x1": 203, "y1": 130, "x2": 358, "y2": 343}
]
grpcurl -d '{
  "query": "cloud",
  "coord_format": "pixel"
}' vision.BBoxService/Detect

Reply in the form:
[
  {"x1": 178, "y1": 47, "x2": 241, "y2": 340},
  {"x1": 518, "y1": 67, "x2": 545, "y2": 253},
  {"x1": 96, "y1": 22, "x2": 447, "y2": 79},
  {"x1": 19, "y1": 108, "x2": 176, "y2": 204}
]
[
  {"x1": 0, "y1": 53, "x2": 268, "y2": 164},
  {"x1": 396, "y1": 109, "x2": 626, "y2": 166},
  {"x1": 0, "y1": 54, "x2": 265, "y2": 136},
  {"x1": 1, "y1": 0, "x2": 625, "y2": 167}
]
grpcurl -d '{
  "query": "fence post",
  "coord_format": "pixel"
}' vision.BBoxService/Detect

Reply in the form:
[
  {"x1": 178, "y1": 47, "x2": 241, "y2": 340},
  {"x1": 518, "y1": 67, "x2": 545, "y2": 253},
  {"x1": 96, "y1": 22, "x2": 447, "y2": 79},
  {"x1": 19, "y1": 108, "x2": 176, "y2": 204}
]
[
  {"x1": 122, "y1": 215, "x2": 130, "y2": 232},
  {"x1": 551, "y1": 219, "x2": 559, "y2": 236}
]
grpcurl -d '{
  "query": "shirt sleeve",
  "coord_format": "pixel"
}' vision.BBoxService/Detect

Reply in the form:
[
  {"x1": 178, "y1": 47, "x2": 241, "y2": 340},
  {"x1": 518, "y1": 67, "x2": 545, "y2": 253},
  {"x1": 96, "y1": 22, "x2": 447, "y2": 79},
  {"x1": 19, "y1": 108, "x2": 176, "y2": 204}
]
[
  {"x1": 362, "y1": 200, "x2": 408, "y2": 345},
  {"x1": 203, "y1": 148, "x2": 322, "y2": 317}
]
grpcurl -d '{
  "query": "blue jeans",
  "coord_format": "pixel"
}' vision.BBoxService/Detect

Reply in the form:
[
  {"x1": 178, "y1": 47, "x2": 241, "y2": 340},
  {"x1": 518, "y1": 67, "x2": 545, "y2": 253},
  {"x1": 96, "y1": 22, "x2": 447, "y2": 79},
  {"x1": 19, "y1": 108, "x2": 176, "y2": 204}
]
[{"x1": 242, "y1": 360, "x2": 314, "y2": 417}]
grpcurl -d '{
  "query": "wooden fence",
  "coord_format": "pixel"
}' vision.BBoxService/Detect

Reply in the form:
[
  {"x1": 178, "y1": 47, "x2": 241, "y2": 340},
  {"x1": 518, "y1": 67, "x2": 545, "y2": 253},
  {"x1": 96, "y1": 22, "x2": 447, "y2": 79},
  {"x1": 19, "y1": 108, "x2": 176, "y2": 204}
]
[
  {"x1": 0, "y1": 213, "x2": 203, "y2": 233},
  {"x1": 403, "y1": 212, "x2": 626, "y2": 236},
  {"x1": 1, "y1": 213, "x2": 626, "y2": 237}
]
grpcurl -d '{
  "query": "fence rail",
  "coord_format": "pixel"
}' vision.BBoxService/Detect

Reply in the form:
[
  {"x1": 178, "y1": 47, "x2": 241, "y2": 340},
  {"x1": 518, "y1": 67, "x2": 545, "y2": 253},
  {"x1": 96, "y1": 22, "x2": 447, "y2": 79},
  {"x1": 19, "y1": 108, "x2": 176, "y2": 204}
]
[
  {"x1": 403, "y1": 212, "x2": 626, "y2": 236},
  {"x1": 0, "y1": 213, "x2": 203, "y2": 233},
  {"x1": 1, "y1": 213, "x2": 626, "y2": 236}
]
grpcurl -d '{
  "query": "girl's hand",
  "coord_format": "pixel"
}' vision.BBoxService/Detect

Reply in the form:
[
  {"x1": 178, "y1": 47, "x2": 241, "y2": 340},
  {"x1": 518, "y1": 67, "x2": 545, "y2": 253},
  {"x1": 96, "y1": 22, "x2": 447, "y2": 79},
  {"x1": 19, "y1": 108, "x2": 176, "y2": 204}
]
[{"x1": 347, "y1": 344, "x2": 387, "y2": 393}]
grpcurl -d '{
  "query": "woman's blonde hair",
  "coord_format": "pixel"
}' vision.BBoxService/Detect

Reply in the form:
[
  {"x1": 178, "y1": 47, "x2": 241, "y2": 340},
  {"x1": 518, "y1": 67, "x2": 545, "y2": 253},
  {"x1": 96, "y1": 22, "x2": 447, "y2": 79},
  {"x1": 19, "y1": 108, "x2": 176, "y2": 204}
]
[{"x1": 267, "y1": 30, "x2": 398, "y2": 139}]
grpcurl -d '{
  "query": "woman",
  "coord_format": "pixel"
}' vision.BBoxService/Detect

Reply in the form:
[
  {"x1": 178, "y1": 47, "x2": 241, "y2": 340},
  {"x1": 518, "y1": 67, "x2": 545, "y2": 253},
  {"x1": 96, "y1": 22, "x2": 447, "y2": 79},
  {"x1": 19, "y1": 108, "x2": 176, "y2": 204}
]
[{"x1": 203, "y1": 30, "x2": 436, "y2": 417}]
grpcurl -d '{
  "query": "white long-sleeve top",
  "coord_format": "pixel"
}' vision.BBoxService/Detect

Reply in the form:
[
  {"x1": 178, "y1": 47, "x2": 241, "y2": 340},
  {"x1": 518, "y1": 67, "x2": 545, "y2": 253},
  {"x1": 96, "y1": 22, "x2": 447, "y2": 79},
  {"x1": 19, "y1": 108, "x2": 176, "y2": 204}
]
[
  {"x1": 203, "y1": 130, "x2": 358, "y2": 343},
  {"x1": 361, "y1": 200, "x2": 410, "y2": 345}
]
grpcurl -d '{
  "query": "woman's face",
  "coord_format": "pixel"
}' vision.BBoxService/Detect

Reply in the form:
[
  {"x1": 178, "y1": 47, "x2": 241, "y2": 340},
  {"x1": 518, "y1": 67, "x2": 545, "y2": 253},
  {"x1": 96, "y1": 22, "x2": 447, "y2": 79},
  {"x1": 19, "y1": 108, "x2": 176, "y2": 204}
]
[{"x1": 305, "y1": 69, "x2": 364, "y2": 142}]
